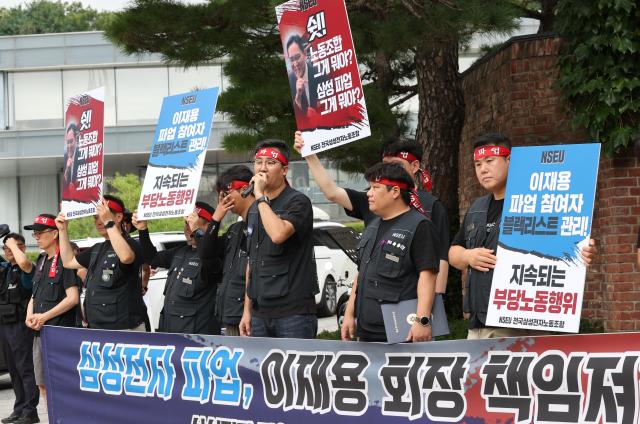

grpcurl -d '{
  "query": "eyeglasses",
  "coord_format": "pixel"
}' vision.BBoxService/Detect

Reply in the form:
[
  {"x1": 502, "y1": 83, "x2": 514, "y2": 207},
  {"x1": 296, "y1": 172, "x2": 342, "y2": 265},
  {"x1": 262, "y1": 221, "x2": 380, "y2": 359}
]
[
  {"x1": 252, "y1": 159, "x2": 281, "y2": 168},
  {"x1": 32, "y1": 230, "x2": 54, "y2": 238}
]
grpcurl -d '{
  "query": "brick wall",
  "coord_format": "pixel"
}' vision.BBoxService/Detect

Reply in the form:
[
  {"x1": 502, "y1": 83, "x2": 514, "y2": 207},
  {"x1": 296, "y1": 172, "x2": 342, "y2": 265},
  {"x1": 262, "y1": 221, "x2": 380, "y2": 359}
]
[{"x1": 459, "y1": 33, "x2": 640, "y2": 331}]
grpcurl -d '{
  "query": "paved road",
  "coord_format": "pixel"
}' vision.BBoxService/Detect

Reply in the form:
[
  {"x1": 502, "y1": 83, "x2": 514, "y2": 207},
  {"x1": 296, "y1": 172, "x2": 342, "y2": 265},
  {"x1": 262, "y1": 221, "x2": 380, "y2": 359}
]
[
  {"x1": 0, "y1": 316, "x2": 337, "y2": 422},
  {"x1": 0, "y1": 373, "x2": 48, "y2": 424}
]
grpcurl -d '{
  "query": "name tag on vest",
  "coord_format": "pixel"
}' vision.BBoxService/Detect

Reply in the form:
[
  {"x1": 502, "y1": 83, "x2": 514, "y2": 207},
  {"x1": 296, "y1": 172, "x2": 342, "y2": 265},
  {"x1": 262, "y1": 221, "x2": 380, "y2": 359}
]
[{"x1": 385, "y1": 253, "x2": 400, "y2": 263}]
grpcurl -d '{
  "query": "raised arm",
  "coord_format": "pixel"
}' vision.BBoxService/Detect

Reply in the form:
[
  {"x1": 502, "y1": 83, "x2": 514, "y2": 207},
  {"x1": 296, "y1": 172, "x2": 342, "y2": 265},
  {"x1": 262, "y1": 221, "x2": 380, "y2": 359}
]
[
  {"x1": 56, "y1": 212, "x2": 83, "y2": 270},
  {"x1": 294, "y1": 131, "x2": 353, "y2": 211}
]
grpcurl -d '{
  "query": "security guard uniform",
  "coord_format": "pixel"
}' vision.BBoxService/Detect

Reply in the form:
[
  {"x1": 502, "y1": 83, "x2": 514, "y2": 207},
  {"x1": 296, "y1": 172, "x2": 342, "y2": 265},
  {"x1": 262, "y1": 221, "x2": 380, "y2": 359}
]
[
  {"x1": 216, "y1": 221, "x2": 249, "y2": 329},
  {"x1": 461, "y1": 194, "x2": 498, "y2": 328},
  {"x1": 83, "y1": 241, "x2": 146, "y2": 330},
  {"x1": 0, "y1": 262, "x2": 38, "y2": 419},
  {"x1": 355, "y1": 208, "x2": 426, "y2": 339}
]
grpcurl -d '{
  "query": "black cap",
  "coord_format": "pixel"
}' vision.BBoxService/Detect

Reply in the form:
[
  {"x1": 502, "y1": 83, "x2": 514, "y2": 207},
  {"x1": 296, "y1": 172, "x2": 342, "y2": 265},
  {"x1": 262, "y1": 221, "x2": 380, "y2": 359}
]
[{"x1": 24, "y1": 214, "x2": 57, "y2": 231}]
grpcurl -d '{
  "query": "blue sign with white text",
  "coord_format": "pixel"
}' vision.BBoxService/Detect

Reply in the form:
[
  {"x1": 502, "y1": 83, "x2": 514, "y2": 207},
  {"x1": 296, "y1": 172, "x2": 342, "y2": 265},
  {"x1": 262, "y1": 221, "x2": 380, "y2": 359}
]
[
  {"x1": 148, "y1": 88, "x2": 219, "y2": 170},
  {"x1": 499, "y1": 143, "x2": 600, "y2": 262}
]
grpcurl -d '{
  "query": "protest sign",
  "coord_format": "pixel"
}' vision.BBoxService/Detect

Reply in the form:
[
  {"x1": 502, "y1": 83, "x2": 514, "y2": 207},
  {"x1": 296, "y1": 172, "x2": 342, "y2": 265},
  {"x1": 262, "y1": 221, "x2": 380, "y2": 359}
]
[
  {"x1": 138, "y1": 88, "x2": 218, "y2": 220},
  {"x1": 276, "y1": 0, "x2": 370, "y2": 156},
  {"x1": 486, "y1": 143, "x2": 601, "y2": 333},
  {"x1": 61, "y1": 87, "x2": 105, "y2": 219},
  {"x1": 43, "y1": 326, "x2": 640, "y2": 424}
]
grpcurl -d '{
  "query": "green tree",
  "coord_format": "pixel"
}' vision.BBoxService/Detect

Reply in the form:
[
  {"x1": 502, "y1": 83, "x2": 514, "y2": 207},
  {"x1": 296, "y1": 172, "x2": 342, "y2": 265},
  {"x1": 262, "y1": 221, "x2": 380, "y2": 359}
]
[
  {"x1": 105, "y1": 0, "x2": 518, "y2": 207},
  {"x1": 0, "y1": 0, "x2": 115, "y2": 35},
  {"x1": 66, "y1": 173, "x2": 184, "y2": 240},
  {"x1": 555, "y1": 0, "x2": 640, "y2": 155}
]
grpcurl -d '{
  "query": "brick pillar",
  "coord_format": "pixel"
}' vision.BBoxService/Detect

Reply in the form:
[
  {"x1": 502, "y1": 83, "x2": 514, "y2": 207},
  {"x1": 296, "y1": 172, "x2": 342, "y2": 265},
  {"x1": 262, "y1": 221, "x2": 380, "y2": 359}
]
[{"x1": 459, "y1": 34, "x2": 640, "y2": 331}]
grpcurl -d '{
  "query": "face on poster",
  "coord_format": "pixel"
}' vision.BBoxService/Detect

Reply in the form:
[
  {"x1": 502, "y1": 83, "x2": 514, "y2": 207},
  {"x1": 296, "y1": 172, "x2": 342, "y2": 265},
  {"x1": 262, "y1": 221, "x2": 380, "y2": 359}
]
[
  {"x1": 276, "y1": 0, "x2": 371, "y2": 156},
  {"x1": 485, "y1": 143, "x2": 601, "y2": 333},
  {"x1": 137, "y1": 88, "x2": 219, "y2": 220},
  {"x1": 61, "y1": 87, "x2": 105, "y2": 219}
]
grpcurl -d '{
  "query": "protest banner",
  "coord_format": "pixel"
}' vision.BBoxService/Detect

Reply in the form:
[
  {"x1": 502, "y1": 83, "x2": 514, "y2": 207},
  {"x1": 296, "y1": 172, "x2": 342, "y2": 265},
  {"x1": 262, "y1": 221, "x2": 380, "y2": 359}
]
[
  {"x1": 61, "y1": 87, "x2": 105, "y2": 219},
  {"x1": 276, "y1": 0, "x2": 371, "y2": 156},
  {"x1": 43, "y1": 326, "x2": 640, "y2": 424},
  {"x1": 485, "y1": 143, "x2": 601, "y2": 333},
  {"x1": 138, "y1": 88, "x2": 219, "y2": 220}
]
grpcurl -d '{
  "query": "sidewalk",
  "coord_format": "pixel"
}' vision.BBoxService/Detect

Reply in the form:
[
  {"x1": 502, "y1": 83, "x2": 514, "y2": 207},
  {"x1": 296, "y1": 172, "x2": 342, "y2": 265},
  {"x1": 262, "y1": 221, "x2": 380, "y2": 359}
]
[{"x1": 0, "y1": 374, "x2": 47, "y2": 424}]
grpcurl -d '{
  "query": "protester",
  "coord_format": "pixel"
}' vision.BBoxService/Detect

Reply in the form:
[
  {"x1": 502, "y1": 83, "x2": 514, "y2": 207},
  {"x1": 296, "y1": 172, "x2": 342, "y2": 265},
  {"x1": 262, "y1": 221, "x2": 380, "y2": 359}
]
[
  {"x1": 239, "y1": 139, "x2": 319, "y2": 338},
  {"x1": 24, "y1": 214, "x2": 79, "y2": 415},
  {"x1": 340, "y1": 163, "x2": 440, "y2": 342},
  {"x1": 449, "y1": 133, "x2": 598, "y2": 339},
  {"x1": 294, "y1": 132, "x2": 450, "y2": 294},
  {"x1": 0, "y1": 234, "x2": 38, "y2": 424},
  {"x1": 212, "y1": 165, "x2": 255, "y2": 336},
  {"x1": 56, "y1": 195, "x2": 147, "y2": 331},
  {"x1": 132, "y1": 202, "x2": 223, "y2": 335}
]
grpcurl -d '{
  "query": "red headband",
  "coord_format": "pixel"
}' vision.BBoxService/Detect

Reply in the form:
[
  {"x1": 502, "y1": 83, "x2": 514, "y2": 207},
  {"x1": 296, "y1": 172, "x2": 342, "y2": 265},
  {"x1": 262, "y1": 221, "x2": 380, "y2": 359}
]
[
  {"x1": 474, "y1": 145, "x2": 511, "y2": 161},
  {"x1": 382, "y1": 151, "x2": 433, "y2": 192},
  {"x1": 383, "y1": 151, "x2": 419, "y2": 163},
  {"x1": 373, "y1": 177, "x2": 410, "y2": 190},
  {"x1": 194, "y1": 207, "x2": 213, "y2": 222},
  {"x1": 34, "y1": 215, "x2": 56, "y2": 228},
  {"x1": 227, "y1": 180, "x2": 250, "y2": 191},
  {"x1": 255, "y1": 148, "x2": 288, "y2": 166},
  {"x1": 105, "y1": 199, "x2": 124, "y2": 213}
]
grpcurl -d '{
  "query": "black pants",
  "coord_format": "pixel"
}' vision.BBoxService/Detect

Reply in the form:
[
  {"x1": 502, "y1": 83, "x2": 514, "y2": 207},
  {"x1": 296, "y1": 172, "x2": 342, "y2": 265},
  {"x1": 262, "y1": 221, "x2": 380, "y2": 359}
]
[{"x1": 0, "y1": 321, "x2": 39, "y2": 416}]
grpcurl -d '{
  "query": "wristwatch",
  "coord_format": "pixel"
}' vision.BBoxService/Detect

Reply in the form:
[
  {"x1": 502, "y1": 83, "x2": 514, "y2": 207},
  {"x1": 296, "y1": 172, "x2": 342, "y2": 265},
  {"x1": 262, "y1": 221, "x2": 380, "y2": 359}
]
[
  {"x1": 256, "y1": 195, "x2": 270, "y2": 206},
  {"x1": 415, "y1": 315, "x2": 431, "y2": 327},
  {"x1": 104, "y1": 220, "x2": 116, "y2": 230}
]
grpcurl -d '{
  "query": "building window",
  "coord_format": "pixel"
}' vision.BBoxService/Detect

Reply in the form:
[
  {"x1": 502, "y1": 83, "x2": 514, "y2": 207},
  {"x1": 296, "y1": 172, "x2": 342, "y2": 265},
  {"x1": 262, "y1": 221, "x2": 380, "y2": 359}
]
[
  {"x1": 115, "y1": 67, "x2": 168, "y2": 125},
  {"x1": 10, "y1": 71, "x2": 63, "y2": 129}
]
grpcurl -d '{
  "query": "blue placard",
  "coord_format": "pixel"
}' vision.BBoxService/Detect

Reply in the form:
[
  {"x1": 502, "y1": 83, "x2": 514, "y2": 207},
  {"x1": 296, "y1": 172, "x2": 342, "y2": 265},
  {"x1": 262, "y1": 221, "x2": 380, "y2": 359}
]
[
  {"x1": 499, "y1": 143, "x2": 600, "y2": 262},
  {"x1": 148, "y1": 88, "x2": 219, "y2": 170}
]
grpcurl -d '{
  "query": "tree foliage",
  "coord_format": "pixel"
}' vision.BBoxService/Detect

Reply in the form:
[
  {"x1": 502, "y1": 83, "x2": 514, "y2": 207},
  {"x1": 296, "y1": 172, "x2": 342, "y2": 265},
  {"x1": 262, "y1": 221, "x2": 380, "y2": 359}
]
[
  {"x1": 555, "y1": 0, "x2": 640, "y2": 156},
  {"x1": 105, "y1": 0, "x2": 519, "y2": 174},
  {"x1": 0, "y1": 0, "x2": 115, "y2": 35}
]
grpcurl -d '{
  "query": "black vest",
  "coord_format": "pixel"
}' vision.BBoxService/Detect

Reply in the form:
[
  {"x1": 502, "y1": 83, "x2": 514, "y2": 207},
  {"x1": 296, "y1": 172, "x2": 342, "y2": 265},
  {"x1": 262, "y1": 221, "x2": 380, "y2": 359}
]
[
  {"x1": 416, "y1": 189, "x2": 437, "y2": 220},
  {"x1": 84, "y1": 241, "x2": 144, "y2": 330},
  {"x1": 0, "y1": 264, "x2": 31, "y2": 324},
  {"x1": 160, "y1": 245, "x2": 217, "y2": 334},
  {"x1": 32, "y1": 254, "x2": 75, "y2": 327},
  {"x1": 216, "y1": 221, "x2": 248, "y2": 326},
  {"x1": 246, "y1": 186, "x2": 319, "y2": 310},
  {"x1": 462, "y1": 194, "x2": 499, "y2": 327},
  {"x1": 356, "y1": 209, "x2": 426, "y2": 336}
]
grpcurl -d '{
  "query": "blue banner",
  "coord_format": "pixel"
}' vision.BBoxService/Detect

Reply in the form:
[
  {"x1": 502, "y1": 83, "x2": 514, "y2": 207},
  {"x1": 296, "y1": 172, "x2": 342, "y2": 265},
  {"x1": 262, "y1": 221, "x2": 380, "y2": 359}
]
[
  {"x1": 499, "y1": 143, "x2": 600, "y2": 262},
  {"x1": 42, "y1": 326, "x2": 640, "y2": 423},
  {"x1": 149, "y1": 88, "x2": 218, "y2": 170}
]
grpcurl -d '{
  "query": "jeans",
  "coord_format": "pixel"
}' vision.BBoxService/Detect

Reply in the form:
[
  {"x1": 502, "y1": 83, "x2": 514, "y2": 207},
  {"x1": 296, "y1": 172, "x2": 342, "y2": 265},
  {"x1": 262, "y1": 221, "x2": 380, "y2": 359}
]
[{"x1": 251, "y1": 314, "x2": 317, "y2": 339}]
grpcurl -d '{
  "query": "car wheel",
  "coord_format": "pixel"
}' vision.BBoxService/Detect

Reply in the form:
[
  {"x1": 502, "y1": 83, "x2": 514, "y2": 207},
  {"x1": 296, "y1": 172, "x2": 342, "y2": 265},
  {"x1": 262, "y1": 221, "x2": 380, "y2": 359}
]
[{"x1": 317, "y1": 276, "x2": 337, "y2": 317}]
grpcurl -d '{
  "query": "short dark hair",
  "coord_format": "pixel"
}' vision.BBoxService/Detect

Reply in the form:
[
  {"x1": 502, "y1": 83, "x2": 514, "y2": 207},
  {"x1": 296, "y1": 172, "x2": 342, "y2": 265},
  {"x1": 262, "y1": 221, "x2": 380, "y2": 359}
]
[
  {"x1": 3, "y1": 233, "x2": 25, "y2": 245},
  {"x1": 286, "y1": 35, "x2": 306, "y2": 53},
  {"x1": 103, "y1": 194, "x2": 125, "y2": 214},
  {"x1": 473, "y1": 132, "x2": 512, "y2": 150},
  {"x1": 364, "y1": 162, "x2": 413, "y2": 205},
  {"x1": 66, "y1": 122, "x2": 80, "y2": 138},
  {"x1": 254, "y1": 139, "x2": 290, "y2": 162},
  {"x1": 382, "y1": 137, "x2": 423, "y2": 162},
  {"x1": 219, "y1": 165, "x2": 253, "y2": 189}
]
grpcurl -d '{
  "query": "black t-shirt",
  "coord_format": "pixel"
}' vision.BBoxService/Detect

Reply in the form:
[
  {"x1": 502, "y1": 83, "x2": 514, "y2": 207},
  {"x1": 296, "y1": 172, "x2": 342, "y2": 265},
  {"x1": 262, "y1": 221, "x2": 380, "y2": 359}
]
[
  {"x1": 452, "y1": 197, "x2": 504, "y2": 247},
  {"x1": 368, "y1": 213, "x2": 440, "y2": 273},
  {"x1": 248, "y1": 187, "x2": 317, "y2": 318},
  {"x1": 33, "y1": 255, "x2": 78, "y2": 327},
  {"x1": 345, "y1": 188, "x2": 450, "y2": 261}
]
